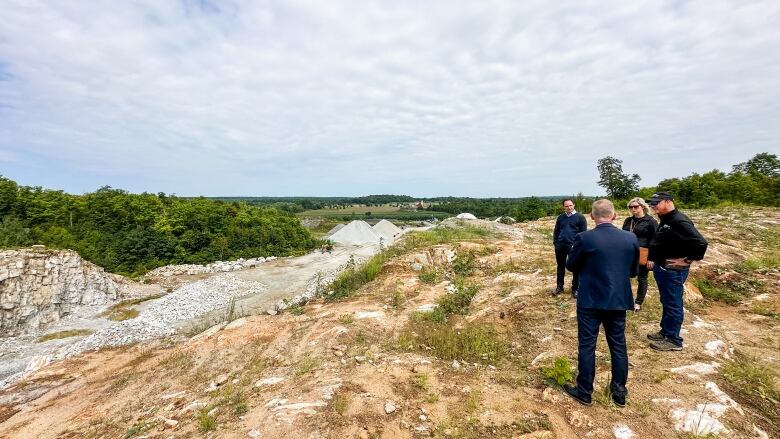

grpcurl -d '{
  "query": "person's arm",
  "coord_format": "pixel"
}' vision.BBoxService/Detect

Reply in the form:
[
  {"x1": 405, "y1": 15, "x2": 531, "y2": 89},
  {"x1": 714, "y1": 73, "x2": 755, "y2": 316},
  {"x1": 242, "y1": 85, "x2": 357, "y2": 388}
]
[
  {"x1": 579, "y1": 214, "x2": 587, "y2": 232},
  {"x1": 553, "y1": 216, "x2": 560, "y2": 244},
  {"x1": 630, "y1": 238, "x2": 639, "y2": 278},
  {"x1": 566, "y1": 234, "x2": 584, "y2": 273},
  {"x1": 680, "y1": 220, "x2": 708, "y2": 261}
]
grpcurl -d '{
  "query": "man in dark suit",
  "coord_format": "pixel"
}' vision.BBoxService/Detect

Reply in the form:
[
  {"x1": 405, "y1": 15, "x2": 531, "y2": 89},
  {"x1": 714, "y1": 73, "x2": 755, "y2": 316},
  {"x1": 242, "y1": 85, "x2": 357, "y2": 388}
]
[{"x1": 563, "y1": 199, "x2": 639, "y2": 407}]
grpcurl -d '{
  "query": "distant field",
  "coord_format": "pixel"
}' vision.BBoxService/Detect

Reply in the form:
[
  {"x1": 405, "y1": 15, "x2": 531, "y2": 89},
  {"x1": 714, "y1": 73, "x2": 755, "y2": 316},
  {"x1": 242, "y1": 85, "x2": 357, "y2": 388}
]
[{"x1": 298, "y1": 204, "x2": 403, "y2": 215}]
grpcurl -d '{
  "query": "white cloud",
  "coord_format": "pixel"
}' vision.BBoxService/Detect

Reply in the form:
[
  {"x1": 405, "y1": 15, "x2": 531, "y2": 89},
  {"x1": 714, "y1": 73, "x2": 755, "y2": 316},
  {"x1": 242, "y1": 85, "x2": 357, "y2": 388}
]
[{"x1": 1, "y1": 0, "x2": 779, "y2": 196}]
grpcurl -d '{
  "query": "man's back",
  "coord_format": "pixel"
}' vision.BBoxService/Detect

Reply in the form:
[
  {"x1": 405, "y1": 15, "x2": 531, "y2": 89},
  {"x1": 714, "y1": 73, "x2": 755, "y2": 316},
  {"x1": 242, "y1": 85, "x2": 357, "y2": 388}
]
[{"x1": 566, "y1": 224, "x2": 638, "y2": 310}]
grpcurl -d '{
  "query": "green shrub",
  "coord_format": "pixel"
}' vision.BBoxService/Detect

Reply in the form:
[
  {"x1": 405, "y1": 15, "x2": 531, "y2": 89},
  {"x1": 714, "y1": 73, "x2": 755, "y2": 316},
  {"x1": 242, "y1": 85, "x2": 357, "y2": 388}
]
[
  {"x1": 418, "y1": 268, "x2": 440, "y2": 284},
  {"x1": 452, "y1": 251, "x2": 475, "y2": 276},
  {"x1": 543, "y1": 357, "x2": 575, "y2": 387},
  {"x1": 396, "y1": 320, "x2": 507, "y2": 364}
]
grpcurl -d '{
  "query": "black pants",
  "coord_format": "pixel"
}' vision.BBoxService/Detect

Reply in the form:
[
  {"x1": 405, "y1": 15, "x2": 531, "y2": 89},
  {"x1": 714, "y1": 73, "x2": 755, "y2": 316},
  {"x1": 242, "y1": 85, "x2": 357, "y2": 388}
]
[
  {"x1": 635, "y1": 264, "x2": 649, "y2": 305},
  {"x1": 555, "y1": 244, "x2": 579, "y2": 291},
  {"x1": 575, "y1": 307, "x2": 628, "y2": 399}
]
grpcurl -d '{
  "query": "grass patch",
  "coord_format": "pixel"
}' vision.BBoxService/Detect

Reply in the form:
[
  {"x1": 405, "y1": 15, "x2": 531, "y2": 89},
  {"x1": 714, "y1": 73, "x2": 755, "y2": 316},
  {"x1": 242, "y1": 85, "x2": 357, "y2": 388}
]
[
  {"x1": 295, "y1": 355, "x2": 318, "y2": 377},
  {"x1": 100, "y1": 294, "x2": 164, "y2": 321},
  {"x1": 721, "y1": 351, "x2": 780, "y2": 421},
  {"x1": 325, "y1": 253, "x2": 386, "y2": 301},
  {"x1": 197, "y1": 409, "x2": 216, "y2": 433},
  {"x1": 452, "y1": 250, "x2": 476, "y2": 277},
  {"x1": 396, "y1": 320, "x2": 507, "y2": 364},
  {"x1": 693, "y1": 279, "x2": 742, "y2": 305},
  {"x1": 332, "y1": 394, "x2": 349, "y2": 415},
  {"x1": 338, "y1": 313, "x2": 354, "y2": 324},
  {"x1": 416, "y1": 279, "x2": 479, "y2": 323},
  {"x1": 412, "y1": 373, "x2": 428, "y2": 390},
  {"x1": 418, "y1": 267, "x2": 441, "y2": 284},
  {"x1": 287, "y1": 303, "x2": 305, "y2": 315},
  {"x1": 749, "y1": 303, "x2": 780, "y2": 319},
  {"x1": 543, "y1": 357, "x2": 575, "y2": 387},
  {"x1": 735, "y1": 255, "x2": 780, "y2": 273},
  {"x1": 36, "y1": 329, "x2": 94, "y2": 343}
]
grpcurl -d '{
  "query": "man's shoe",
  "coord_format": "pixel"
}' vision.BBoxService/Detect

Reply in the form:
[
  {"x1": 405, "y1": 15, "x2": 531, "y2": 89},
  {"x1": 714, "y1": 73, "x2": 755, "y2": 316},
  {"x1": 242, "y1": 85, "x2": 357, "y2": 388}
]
[
  {"x1": 646, "y1": 331, "x2": 665, "y2": 341},
  {"x1": 650, "y1": 338, "x2": 683, "y2": 351},
  {"x1": 611, "y1": 393, "x2": 626, "y2": 408},
  {"x1": 563, "y1": 384, "x2": 592, "y2": 406},
  {"x1": 553, "y1": 287, "x2": 563, "y2": 296}
]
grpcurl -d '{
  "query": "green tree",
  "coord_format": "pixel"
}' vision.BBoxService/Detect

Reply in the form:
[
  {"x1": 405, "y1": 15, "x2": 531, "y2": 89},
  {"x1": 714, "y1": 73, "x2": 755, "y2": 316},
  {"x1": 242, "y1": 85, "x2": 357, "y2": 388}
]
[
  {"x1": 731, "y1": 153, "x2": 780, "y2": 177},
  {"x1": 597, "y1": 156, "x2": 641, "y2": 199}
]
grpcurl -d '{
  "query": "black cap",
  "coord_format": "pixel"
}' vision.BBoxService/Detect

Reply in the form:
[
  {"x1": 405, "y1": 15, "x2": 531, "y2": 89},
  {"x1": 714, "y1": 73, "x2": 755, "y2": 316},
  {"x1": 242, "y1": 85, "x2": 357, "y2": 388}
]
[{"x1": 649, "y1": 192, "x2": 674, "y2": 205}]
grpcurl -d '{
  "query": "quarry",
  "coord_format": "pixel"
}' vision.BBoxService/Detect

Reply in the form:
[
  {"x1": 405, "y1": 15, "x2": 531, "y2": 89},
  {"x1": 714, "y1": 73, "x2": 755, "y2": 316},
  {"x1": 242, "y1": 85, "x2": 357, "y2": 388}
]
[{"x1": 0, "y1": 211, "x2": 778, "y2": 439}]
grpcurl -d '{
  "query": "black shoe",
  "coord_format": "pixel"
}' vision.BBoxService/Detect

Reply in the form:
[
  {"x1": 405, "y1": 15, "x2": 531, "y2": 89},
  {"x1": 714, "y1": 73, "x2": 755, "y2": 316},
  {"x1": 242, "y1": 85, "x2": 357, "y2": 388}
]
[
  {"x1": 650, "y1": 339, "x2": 683, "y2": 351},
  {"x1": 611, "y1": 393, "x2": 626, "y2": 408},
  {"x1": 571, "y1": 290, "x2": 578, "y2": 299},
  {"x1": 646, "y1": 331, "x2": 665, "y2": 341},
  {"x1": 563, "y1": 384, "x2": 592, "y2": 406},
  {"x1": 553, "y1": 287, "x2": 563, "y2": 296}
]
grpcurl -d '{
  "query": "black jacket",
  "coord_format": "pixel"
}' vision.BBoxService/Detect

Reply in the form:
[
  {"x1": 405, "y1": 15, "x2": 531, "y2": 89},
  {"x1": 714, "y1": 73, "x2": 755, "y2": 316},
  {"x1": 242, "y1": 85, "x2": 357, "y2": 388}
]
[
  {"x1": 648, "y1": 209, "x2": 708, "y2": 265},
  {"x1": 553, "y1": 212, "x2": 587, "y2": 247},
  {"x1": 621, "y1": 214, "x2": 658, "y2": 247}
]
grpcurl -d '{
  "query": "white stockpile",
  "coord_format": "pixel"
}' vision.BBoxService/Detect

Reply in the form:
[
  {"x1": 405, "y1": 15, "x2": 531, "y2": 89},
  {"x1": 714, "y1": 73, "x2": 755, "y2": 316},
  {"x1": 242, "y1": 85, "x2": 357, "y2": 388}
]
[
  {"x1": 324, "y1": 223, "x2": 345, "y2": 238},
  {"x1": 455, "y1": 212, "x2": 477, "y2": 220},
  {"x1": 327, "y1": 220, "x2": 384, "y2": 245},
  {"x1": 372, "y1": 219, "x2": 402, "y2": 242}
]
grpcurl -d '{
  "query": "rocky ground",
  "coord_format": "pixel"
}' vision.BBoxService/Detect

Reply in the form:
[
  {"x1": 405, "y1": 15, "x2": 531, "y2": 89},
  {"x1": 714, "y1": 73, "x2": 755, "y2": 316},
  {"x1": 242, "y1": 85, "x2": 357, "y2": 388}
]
[{"x1": 0, "y1": 208, "x2": 778, "y2": 438}]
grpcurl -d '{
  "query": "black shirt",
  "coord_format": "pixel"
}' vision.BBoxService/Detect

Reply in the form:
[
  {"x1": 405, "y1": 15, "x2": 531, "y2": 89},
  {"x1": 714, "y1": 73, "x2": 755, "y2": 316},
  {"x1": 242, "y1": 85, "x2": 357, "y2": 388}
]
[{"x1": 647, "y1": 209, "x2": 708, "y2": 265}]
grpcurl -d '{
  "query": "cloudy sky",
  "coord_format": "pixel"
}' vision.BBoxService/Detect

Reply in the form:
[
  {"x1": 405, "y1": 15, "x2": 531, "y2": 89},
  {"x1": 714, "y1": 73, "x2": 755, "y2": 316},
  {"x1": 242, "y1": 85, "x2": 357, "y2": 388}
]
[{"x1": 1, "y1": 0, "x2": 778, "y2": 197}]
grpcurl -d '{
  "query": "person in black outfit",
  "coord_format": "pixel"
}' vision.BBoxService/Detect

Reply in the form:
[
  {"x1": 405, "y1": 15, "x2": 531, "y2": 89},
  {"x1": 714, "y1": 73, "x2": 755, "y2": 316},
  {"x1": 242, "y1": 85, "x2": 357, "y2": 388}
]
[
  {"x1": 621, "y1": 197, "x2": 657, "y2": 311},
  {"x1": 553, "y1": 198, "x2": 588, "y2": 298},
  {"x1": 646, "y1": 192, "x2": 708, "y2": 351}
]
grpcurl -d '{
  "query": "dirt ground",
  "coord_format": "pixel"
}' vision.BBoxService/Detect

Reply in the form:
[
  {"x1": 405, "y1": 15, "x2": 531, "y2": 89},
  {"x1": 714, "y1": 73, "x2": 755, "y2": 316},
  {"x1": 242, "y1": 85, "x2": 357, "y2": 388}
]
[{"x1": 0, "y1": 207, "x2": 778, "y2": 439}]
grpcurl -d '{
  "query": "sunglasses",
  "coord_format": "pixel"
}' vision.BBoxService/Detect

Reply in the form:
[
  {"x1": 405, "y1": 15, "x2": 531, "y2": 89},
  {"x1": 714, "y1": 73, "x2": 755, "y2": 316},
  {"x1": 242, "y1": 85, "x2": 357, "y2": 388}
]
[{"x1": 628, "y1": 205, "x2": 641, "y2": 208}]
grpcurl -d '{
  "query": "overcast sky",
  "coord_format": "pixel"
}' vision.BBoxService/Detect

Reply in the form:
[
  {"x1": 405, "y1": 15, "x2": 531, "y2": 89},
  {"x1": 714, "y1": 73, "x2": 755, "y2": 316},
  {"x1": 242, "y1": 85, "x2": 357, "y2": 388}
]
[{"x1": 1, "y1": 0, "x2": 778, "y2": 197}]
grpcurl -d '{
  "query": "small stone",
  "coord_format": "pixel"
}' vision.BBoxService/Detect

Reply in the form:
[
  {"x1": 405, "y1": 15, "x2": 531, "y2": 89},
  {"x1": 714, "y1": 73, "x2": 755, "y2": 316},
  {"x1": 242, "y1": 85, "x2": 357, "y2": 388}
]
[
  {"x1": 419, "y1": 414, "x2": 427, "y2": 421},
  {"x1": 355, "y1": 356, "x2": 366, "y2": 363},
  {"x1": 267, "y1": 308, "x2": 278, "y2": 316},
  {"x1": 163, "y1": 419, "x2": 178, "y2": 428},
  {"x1": 247, "y1": 429, "x2": 260, "y2": 438},
  {"x1": 451, "y1": 360, "x2": 460, "y2": 370},
  {"x1": 384, "y1": 401, "x2": 397, "y2": 414}
]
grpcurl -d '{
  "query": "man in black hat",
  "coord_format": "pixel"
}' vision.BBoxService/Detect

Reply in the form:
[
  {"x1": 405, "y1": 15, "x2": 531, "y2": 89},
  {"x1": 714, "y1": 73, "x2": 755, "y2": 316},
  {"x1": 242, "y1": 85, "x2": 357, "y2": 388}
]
[{"x1": 646, "y1": 192, "x2": 708, "y2": 351}]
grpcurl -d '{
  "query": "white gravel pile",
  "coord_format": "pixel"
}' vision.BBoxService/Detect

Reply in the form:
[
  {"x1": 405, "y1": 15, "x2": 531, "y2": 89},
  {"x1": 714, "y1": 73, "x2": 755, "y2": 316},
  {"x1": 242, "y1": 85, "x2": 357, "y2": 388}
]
[
  {"x1": 145, "y1": 257, "x2": 276, "y2": 277},
  {"x1": 373, "y1": 219, "x2": 402, "y2": 242},
  {"x1": 328, "y1": 220, "x2": 384, "y2": 245},
  {"x1": 56, "y1": 274, "x2": 268, "y2": 358}
]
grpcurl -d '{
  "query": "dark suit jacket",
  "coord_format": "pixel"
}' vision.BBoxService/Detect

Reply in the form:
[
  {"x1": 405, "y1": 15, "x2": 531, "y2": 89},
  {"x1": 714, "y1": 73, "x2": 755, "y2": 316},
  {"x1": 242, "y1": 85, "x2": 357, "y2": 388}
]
[{"x1": 566, "y1": 222, "x2": 639, "y2": 310}]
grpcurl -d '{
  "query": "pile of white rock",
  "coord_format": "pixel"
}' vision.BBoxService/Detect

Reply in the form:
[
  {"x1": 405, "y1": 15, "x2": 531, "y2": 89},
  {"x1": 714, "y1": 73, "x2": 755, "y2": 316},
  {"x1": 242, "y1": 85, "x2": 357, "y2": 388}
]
[
  {"x1": 145, "y1": 257, "x2": 276, "y2": 277},
  {"x1": 56, "y1": 274, "x2": 268, "y2": 358}
]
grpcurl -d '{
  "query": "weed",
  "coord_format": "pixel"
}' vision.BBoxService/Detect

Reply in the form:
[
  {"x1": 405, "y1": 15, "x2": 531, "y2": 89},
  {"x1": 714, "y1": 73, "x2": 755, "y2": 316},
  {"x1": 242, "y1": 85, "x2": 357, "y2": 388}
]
[
  {"x1": 412, "y1": 373, "x2": 428, "y2": 390},
  {"x1": 418, "y1": 267, "x2": 441, "y2": 284},
  {"x1": 326, "y1": 252, "x2": 386, "y2": 301},
  {"x1": 465, "y1": 390, "x2": 480, "y2": 413},
  {"x1": 543, "y1": 357, "x2": 574, "y2": 387},
  {"x1": 736, "y1": 255, "x2": 780, "y2": 272},
  {"x1": 425, "y1": 393, "x2": 440, "y2": 403},
  {"x1": 452, "y1": 250, "x2": 476, "y2": 277},
  {"x1": 721, "y1": 351, "x2": 780, "y2": 421},
  {"x1": 418, "y1": 279, "x2": 480, "y2": 323},
  {"x1": 36, "y1": 329, "x2": 94, "y2": 343},
  {"x1": 338, "y1": 313, "x2": 354, "y2": 324},
  {"x1": 593, "y1": 381, "x2": 614, "y2": 407},
  {"x1": 288, "y1": 303, "x2": 305, "y2": 315},
  {"x1": 332, "y1": 394, "x2": 349, "y2": 415},
  {"x1": 652, "y1": 371, "x2": 671, "y2": 384},
  {"x1": 750, "y1": 303, "x2": 780, "y2": 319},
  {"x1": 197, "y1": 409, "x2": 216, "y2": 432},
  {"x1": 513, "y1": 412, "x2": 552, "y2": 433},
  {"x1": 295, "y1": 355, "x2": 318, "y2": 377},
  {"x1": 390, "y1": 286, "x2": 405, "y2": 310}
]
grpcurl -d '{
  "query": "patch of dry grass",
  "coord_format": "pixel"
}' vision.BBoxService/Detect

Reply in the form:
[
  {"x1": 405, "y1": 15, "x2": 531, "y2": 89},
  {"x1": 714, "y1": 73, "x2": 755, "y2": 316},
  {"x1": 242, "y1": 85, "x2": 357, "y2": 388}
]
[{"x1": 36, "y1": 329, "x2": 94, "y2": 343}]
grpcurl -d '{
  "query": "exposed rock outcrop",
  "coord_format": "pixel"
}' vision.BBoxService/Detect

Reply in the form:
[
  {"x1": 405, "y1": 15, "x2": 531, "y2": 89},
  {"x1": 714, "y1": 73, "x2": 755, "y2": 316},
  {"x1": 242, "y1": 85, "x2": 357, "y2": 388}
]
[{"x1": 0, "y1": 248, "x2": 123, "y2": 337}]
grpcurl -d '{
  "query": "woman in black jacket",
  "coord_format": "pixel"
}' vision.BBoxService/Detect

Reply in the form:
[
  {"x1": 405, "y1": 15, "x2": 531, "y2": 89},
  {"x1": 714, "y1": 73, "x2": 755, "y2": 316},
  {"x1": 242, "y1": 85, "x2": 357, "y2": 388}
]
[{"x1": 622, "y1": 197, "x2": 658, "y2": 310}]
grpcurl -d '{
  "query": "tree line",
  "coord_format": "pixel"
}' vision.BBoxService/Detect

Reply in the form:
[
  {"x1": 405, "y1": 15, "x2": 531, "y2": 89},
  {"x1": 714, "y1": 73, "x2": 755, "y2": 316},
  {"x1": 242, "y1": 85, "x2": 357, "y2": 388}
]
[{"x1": 0, "y1": 181, "x2": 316, "y2": 276}]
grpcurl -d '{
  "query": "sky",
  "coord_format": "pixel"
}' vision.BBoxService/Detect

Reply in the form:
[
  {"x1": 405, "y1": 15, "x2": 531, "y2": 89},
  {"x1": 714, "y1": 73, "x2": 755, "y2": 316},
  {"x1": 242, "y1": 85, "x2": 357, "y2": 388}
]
[{"x1": 1, "y1": 0, "x2": 779, "y2": 197}]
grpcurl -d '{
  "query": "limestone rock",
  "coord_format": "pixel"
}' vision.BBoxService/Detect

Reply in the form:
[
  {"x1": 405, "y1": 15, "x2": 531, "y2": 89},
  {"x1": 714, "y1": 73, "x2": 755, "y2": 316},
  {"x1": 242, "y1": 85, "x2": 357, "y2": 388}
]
[{"x1": 684, "y1": 282, "x2": 704, "y2": 304}]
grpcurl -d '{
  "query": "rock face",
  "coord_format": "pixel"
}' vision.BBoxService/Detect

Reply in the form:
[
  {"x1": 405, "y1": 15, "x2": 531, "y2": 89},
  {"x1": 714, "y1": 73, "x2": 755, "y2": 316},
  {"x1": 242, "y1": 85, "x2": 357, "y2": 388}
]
[{"x1": 0, "y1": 248, "x2": 122, "y2": 336}]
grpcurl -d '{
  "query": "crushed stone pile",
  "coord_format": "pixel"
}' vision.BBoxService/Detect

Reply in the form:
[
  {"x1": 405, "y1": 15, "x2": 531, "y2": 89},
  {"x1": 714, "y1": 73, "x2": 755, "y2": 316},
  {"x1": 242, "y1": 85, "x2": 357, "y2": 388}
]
[
  {"x1": 372, "y1": 219, "x2": 402, "y2": 242},
  {"x1": 324, "y1": 223, "x2": 345, "y2": 238},
  {"x1": 328, "y1": 220, "x2": 384, "y2": 245},
  {"x1": 145, "y1": 257, "x2": 276, "y2": 278},
  {"x1": 56, "y1": 274, "x2": 268, "y2": 359},
  {"x1": 455, "y1": 212, "x2": 477, "y2": 219}
]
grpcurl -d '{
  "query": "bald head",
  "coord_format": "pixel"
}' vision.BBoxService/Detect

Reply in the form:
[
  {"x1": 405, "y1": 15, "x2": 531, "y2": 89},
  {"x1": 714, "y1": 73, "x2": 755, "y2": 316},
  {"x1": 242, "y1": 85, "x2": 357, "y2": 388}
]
[{"x1": 591, "y1": 199, "x2": 616, "y2": 224}]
